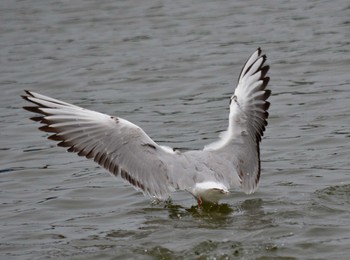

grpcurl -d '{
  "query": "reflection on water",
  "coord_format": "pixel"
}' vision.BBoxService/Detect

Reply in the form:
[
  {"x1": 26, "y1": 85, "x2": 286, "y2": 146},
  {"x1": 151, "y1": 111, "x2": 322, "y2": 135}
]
[
  {"x1": 166, "y1": 201, "x2": 234, "y2": 223},
  {"x1": 1, "y1": 0, "x2": 350, "y2": 258}
]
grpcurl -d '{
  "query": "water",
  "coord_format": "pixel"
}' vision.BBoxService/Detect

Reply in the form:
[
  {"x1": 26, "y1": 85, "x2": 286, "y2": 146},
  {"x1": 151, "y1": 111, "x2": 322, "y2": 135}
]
[{"x1": 1, "y1": 0, "x2": 349, "y2": 259}]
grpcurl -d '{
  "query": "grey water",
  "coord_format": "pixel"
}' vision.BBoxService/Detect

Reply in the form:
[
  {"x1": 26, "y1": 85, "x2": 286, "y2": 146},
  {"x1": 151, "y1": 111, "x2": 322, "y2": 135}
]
[{"x1": 1, "y1": 0, "x2": 350, "y2": 259}]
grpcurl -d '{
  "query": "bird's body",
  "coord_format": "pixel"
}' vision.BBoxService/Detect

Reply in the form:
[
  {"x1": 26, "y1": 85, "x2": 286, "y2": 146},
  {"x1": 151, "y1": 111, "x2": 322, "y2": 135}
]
[{"x1": 22, "y1": 48, "x2": 271, "y2": 206}]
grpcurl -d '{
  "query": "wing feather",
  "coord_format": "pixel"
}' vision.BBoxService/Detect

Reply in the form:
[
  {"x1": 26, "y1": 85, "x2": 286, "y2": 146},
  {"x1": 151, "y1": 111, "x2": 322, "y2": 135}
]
[
  {"x1": 205, "y1": 48, "x2": 271, "y2": 194},
  {"x1": 22, "y1": 90, "x2": 183, "y2": 199},
  {"x1": 232, "y1": 49, "x2": 271, "y2": 193}
]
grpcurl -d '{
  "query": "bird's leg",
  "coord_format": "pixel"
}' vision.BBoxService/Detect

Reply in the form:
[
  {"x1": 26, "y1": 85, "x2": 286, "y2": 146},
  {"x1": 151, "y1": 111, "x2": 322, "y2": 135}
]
[{"x1": 197, "y1": 196, "x2": 202, "y2": 209}]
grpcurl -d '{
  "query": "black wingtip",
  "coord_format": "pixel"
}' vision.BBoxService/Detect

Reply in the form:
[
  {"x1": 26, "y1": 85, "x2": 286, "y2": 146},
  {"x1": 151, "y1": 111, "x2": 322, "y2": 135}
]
[
  {"x1": 48, "y1": 134, "x2": 62, "y2": 141},
  {"x1": 263, "y1": 89, "x2": 271, "y2": 100},
  {"x1": 262, "y1": 77, "x2": 270, "y2": 89},
  {"x1": 22, "y1": 90, "x2": 36, "y2": 103},
  {"x1": 30, "y1": 116, "x2": 43, "y2": 122},
  {"x1": 21, "y1": 95, "x2": 30, "y2": 102},
  {"x1": 39, "y1": 125, "x2": 56, "y2": 133},
  {"x1": 23, "y1": 106, "x2": 39, "y2": 113},
  {"x1": 257, "y1": 47, "x2": 262, "y2": 55},
  {"x1": 264, "y1": 101, "x2": 271, "y2": 111},
  {"x1": 260, "y1": 65, "x2": 270, "y2": 79},
  {"x1": 24, "y1": 90, "x2": 34, "y2": 97}
]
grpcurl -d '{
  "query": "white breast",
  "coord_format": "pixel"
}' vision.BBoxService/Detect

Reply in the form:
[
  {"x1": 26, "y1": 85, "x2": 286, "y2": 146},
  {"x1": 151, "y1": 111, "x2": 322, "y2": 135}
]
[{"x1": 192, "y1": 181, "x2": 230, "y2": 203}]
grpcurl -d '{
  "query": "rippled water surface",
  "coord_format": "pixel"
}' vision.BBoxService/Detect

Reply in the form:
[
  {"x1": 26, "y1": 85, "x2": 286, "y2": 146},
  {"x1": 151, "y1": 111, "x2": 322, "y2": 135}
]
[{"x1": 1, "y1": 0, "x2": 350, "y2": 259}]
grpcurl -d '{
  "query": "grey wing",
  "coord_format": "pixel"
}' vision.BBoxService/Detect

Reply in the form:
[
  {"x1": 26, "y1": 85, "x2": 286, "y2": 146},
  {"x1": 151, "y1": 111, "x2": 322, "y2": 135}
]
[
  {"x1": 232, "y1": 48, "x2": 270, "y2": 193},
  {"x1": 22, "y1": 90, "x2": 190, "y2": 200},
  {"x1": 205, "y1": 48, "x2": 271, "y2": 194}
]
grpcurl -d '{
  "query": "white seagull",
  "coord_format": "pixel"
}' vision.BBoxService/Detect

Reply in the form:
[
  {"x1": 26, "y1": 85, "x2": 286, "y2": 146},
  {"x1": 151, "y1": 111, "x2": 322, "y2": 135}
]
[{"x1": 22, "y1": 48, "x2": 270, "y2": 207}]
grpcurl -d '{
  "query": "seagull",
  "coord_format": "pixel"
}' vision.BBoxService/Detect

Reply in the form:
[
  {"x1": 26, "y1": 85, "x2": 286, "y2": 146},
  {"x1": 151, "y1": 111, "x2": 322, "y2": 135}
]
[{"x1": 22, "y1": 48, "x2": 270, "y2": 207}]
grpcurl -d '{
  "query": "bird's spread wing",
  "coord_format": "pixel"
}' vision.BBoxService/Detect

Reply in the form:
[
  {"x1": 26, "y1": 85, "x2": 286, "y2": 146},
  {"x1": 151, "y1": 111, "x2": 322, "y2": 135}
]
[
  {"x1": 205, "y1": 48, "x2": 270, "y2": 194},
  {"x1": 22, "y1": 91, "x2": 183, "y2": 200},
  {"x1": 22, "y1": 48, "x2": 270, "y2": 201}
]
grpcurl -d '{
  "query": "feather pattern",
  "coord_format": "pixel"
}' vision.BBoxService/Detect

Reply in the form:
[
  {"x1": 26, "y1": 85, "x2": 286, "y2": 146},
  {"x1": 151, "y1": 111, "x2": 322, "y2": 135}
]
[
  {"x1": 204, "y1": 48, "x2": 270, "y2": 194},
  {"x1": 22, "y1": 48, "x2": 271, "y2": 203}
]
